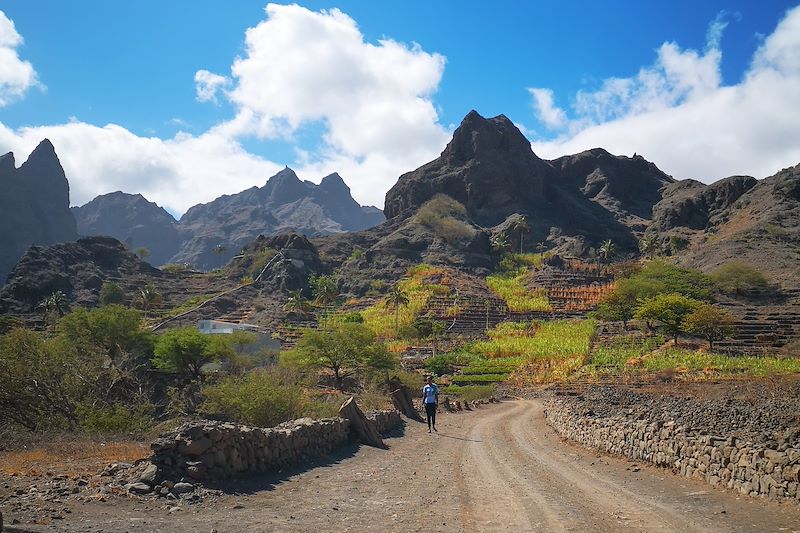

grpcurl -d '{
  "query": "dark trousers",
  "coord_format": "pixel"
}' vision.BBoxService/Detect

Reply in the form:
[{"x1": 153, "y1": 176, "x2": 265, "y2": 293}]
[{"x1": 424, "y1": 402, "x2": 437, "y2": 428}]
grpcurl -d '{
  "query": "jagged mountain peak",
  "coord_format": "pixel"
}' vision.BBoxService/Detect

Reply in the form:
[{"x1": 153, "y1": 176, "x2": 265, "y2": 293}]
[{"x1": 443, "y1": 110, "x2": 540, "y2": 166}]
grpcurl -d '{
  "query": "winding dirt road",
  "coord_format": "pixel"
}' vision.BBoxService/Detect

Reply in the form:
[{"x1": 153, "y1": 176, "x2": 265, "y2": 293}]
[{"x1": 11, "y1": 400, "x2": 800, "y2": 532}]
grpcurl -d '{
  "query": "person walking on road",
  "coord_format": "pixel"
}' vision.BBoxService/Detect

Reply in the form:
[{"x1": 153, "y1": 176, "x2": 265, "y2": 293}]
[{"x1": 422, "y1": 375, "x2": 439, "y2": 433}]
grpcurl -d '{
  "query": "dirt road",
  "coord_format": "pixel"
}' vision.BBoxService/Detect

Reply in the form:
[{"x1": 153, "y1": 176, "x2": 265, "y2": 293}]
[{"x1": 8, "y1": 400, "x2": 800, "y2": 532}]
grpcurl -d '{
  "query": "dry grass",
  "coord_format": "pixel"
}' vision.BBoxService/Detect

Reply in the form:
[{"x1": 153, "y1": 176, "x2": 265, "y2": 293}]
[{"x1": 0, "y1": 440, "x2": 149, "y2": 477}]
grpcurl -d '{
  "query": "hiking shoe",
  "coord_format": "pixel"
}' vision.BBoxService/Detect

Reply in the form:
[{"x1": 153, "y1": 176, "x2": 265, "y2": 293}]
[{"x1": 433, "y1": 426, "x2": 438, "y2": 432}]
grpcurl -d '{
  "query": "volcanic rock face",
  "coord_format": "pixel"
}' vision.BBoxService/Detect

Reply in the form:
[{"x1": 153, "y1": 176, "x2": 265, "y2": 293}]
[
  {"x1": 72, "y1": 191, "x2": 181, "y2": 266},
  {"x1": 384, "y1": 110, "x2": 674, "y2": 253},
  {"x1": 0, "y1": 236, "x2": 161, "y2": 313},
  {"x1": 385, "y1": 111, "x2": 554, "y2": 225},
  {"x1": 0, "y1": 140, "x2": 78, "y2": 282}
]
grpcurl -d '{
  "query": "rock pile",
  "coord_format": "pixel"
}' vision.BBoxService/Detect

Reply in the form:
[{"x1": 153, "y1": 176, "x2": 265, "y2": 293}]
[{"x1": 544, "y1": 389, "x2": 800, "y2": 502}]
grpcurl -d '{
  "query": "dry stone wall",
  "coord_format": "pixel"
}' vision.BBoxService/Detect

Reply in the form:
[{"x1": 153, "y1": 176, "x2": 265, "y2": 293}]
[
  {"x1": 544, "y1": 395, "x2": 800, "y2": 502},
  {"x1": 147, "y1": 409, "x2": 402, "y2": 484}
]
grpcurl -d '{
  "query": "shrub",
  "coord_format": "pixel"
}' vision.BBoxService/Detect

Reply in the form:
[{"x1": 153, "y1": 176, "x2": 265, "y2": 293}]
[
  {"x1": 152, "y1": 327, "x2": 234, "y2": 380},
  {"x1": 99, "y1": 282, "x2": 126, "y2": 305},
  {"x1": 426, "y1": 353, "x2": 458, "y2": 376},
  {"x1": 711, "y1": 263, "x2": 769, "y2": 295},
  {"x1": 76, "y1": 402, "x2": 155, "y2": 435},
  {"x1": 200, "y1": 370, "x2": 307, "y2": 427},
  {"x1": 161, "y1": 263, "x2": 189, "y2": 273}
]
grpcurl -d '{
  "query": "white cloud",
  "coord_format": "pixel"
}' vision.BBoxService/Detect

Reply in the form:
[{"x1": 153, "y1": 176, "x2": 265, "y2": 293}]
[
  {"x1": 194, "y1": 69, "x2": 230, "y2": 103},
  {"x1": 200, "y1": 3, "x2": 450, "y2": 205},
  {"x1": 528, "y1": 88, "x2": 567, "y2": 129},
  {"x1": 530, "y1": 7, "x2": 800, "y2": 183},
  {"x1": 0, "y1": 10, "x2": 40, "y2": 106},
  {"x1": 0, "y1": 121, "x2": 283, "y2": 215},
  {"x1": 0, "y1": 5, "x2": 451, "y2": 214}
]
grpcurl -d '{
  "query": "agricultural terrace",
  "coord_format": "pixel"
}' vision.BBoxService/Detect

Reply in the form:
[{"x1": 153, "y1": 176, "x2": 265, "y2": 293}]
[
  {"x1": 360, "y1": 264, "x2": 449, "y2": 338},
  {"x1": 487, "y1": 253, "x2": 552, "y2": 312},
  {"x1": 587, "y1": 335, "x2": 800, "y2": 380}
]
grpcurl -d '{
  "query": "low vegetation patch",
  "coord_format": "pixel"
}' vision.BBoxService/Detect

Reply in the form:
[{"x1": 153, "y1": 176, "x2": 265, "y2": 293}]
[
  {"x1": 439, "y1": 384, "x2": 496, "y2": 401},
  {"x1": 413, "y1": 194, "x2": 476, "y2": 243},
  {"x1": 487, "y1": 271, "x2": 551, "y2": 312}
]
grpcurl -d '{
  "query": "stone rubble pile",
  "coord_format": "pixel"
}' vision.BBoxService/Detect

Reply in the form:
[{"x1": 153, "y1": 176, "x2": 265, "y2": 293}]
[{"x1": 544, "y1": 392, "x2": 800, "y2": 502}]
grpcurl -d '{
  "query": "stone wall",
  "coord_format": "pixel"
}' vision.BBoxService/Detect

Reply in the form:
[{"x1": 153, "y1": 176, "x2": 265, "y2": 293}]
[
  {"x1": 147, "y1": 409, "x2": 402, "y2": 484},
  {"x1": 544, "y1": 395, "x2": 800, "y2": 502}
]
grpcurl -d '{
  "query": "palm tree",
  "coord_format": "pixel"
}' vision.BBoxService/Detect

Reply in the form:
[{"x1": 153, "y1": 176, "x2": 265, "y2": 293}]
[
  {"x1": 513, "y1": 216, "x2": 529, "y2": 254},
  {"x1": 284, "y1": 289, "x2": 313, "y2": 317},
  {"x1": 213, "y1": 244, "x2": 226, "y2": 269},
  {"x1": 311, "y1": 275, "x2": 339, "y2": 306},
  {"x1": 384, "y1": 285, "x2": 410, "y2": 337},
  {"x1": 598, "y1": 239, "x2": 617, "y2": 273},
  {"x1": 137, "y1": 283, "x2": 162, "y2": 318},
  {"x1": 491, "y1": 234, "x2": 510, "y2": 255},
  {"x1": 39, "y1": 290, "x2": 68, "y2": 329},
  {"x1": 639, "y1": 235, "x2": 658, "y2": 259}
]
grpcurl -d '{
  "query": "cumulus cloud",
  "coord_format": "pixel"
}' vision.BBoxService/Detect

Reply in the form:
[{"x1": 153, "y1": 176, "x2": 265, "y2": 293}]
[
  {"x1": 0, "y1": 5, "x2": 451, "y2": 214},
  {"x1": 0, "y1": 10, "x2": 40, "y2": 106},
  {"x1": 530, "y1": 7, "x2": 800, "y2": 183},
  {"x1": 200, "y1": 3, "x2": 450, "y2": 204},
  {"x1": 528, "y1": 88, "x2": 567, "y2": 129},
  {"x1": 194, "y1": 69, "x2": 230, "y2": 103},
  {"x1": 0, "y1": 121, "x2": 283, "y2": 215}
]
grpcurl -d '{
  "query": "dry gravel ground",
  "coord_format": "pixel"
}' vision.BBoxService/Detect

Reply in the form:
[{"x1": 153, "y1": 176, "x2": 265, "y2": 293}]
[{"x1": 5, "y1": 399, "x2": 800, "y2": 532}]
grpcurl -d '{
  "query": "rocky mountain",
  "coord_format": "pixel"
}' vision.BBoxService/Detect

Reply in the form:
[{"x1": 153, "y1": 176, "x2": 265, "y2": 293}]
[
  {"x1": 0, "y1": 140, "x2": 78, "y2": 282},
  {"x1": 319, "y1": 110, "x2": 799, "y2": 293},
  {"x1": 653, "y1": 164, "x2": 800, "y2": 287},
  {"x1": 71, "y1": 192, "x2": 181, "y2": 266},
  {"x1": 69, "y1": 167, "x2": 384, "y2": 271}
]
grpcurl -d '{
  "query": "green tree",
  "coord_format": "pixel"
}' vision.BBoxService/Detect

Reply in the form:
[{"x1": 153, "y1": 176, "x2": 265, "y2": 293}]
[
  {"x1": 592, "y1": 277, "x2": 662, "y2": 327},
  {"x1": 152, "y1": 327, "x2": 233, "y2": 381},
  {"x1": 134, "y1": 247, "x2": 151, "y2": 261},
  {"x1": 430, "y1": 321, "x2": 447, "y2": 357},
  {"x1": 136, "y1": 283, "x2": 162, "y2": 317},
  {"x1": 99, "y1": 282, "x2": 126, "y2": 305},
  {"x1": 281, "y1": 323, "x2": 394, "y2": 390},
  {"x1": 683, "y1": 304, "x2": 737, "y2": 350},
  {"x1": 491, "y1": 234, "x2": 510, "y2": 254},
  {"x1": 639, "y1": 235, "x2": 659, "y2": 259},
  {"x1": 711, "y1": 263, "x2": 769, "y2": 295},
  {"x1": 310, "y1": 274, "x2": 339, "y2": 305},
  {"x1": 634, "y1": 293, "x2": 702, "y2": 345},
  {"x1": 512, "y1": 216, "x2": 529, "y2": 253},
  {"x1": 39, "y1": 290, "x2": 69, "y2": 329},
  {"x1": 283, "y1": 289, "x2": 313, "y2": 317},
  {"x1": 384, "y1": 285, "x2": 410, "y2": 337},
  {"x1": 58, "y1": 305, "x2": 153, "y2": 369},
  {"x1": 630, "y1": 260, "x2": 716, "y2": 301},
  {"x1": 598, "y1": 239, "x2": 617, "y2": 270}
]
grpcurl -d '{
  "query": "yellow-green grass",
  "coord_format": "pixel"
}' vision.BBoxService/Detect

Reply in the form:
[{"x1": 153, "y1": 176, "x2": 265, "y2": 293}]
[
  {"x1": 440, "y1": 384, "x2": 495, "y2": 401},
  {"x1": 451, "y1": 373, "x2": 509, "y2": 384},
  {"x1": 360, "y1": 264, "x2": 448, "y2": 338},
  {"x1": 643, "y1": 349, "x2": 800, "y2": 376},
  {"x1": 588, "y1": 336, "x2": 666, "y2": 371},
  {"x1": 474, "y1": 319, "x2": 595, "y2": 359},
  {"x1": 486, "y1": 271, "x2": 551, "y2": 312},
  {"x1": 461, "y1": 357, "x2": 524, "y2": 375}
]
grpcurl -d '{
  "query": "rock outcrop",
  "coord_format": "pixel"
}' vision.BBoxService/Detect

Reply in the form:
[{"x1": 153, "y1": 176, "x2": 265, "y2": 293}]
[
  {"x1": 71, "y1": 191, "x2": 181, "y2": 266},
  {"x1": 0, "y1": 140, "x2": 78, "y2": 282}
]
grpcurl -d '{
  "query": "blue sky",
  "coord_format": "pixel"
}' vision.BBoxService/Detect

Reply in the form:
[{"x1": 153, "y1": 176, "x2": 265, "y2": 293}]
[{"x1": 1, "y1": 1, "x2": 799, "y2": 215}]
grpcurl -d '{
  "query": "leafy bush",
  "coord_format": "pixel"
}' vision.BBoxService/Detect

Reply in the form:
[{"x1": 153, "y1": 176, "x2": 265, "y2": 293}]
[
  {"x1": 200, "y1": 369, "x2": 308, "y2": 427},
  {"x1": 76, "y1": 402, "x2": 155, "y2": 435},
  {"x1": 341, "y1": 311, "x2": 364, "y2": 323},
  {"x1": 425, "y1": 353, "x2": 459, "y2": 376},
  {"x1": 152, "y1": 327, "x2": 234, "y2": 380},
  {"x1": 161, "y1": 263, "x2": 190, "y2": 273},
  {"x1": 711, "y1": 263, "x2": 769, "y2": 295},
  {"x1": 99, "y1": 282, "x2": 126, "y2": 305}
]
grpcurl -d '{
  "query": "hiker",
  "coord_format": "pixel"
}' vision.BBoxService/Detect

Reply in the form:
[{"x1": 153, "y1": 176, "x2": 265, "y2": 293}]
[{"x1": 422, "y1": 375, "x2": 439, "y2": 433}]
